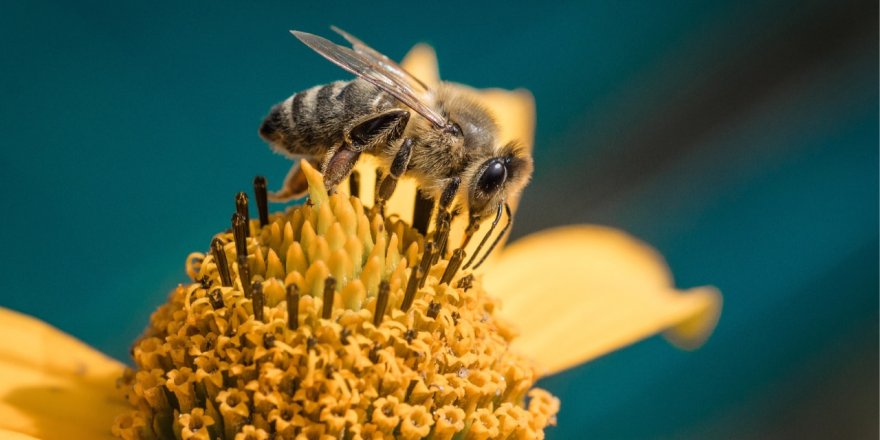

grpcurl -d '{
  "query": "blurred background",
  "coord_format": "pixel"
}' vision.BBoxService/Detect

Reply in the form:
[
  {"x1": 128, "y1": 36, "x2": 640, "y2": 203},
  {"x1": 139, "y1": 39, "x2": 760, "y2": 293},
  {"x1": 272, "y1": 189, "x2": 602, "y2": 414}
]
[{"x1": 1, "y1": 0, "x2": 876, "y2": 438}]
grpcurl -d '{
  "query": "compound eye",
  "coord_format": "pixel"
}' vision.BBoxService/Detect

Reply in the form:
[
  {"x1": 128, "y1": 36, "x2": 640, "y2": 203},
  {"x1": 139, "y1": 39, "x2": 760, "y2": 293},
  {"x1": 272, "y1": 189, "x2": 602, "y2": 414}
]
[{"x1": 476, "y1": 159, "x2": 507, "y2": 195}]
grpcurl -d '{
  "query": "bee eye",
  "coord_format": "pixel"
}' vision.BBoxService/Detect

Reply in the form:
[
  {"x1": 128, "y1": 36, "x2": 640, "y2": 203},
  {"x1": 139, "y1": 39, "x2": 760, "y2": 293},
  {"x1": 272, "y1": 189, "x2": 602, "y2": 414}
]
[{"x1": 477, "y1": 159, "x2": 507, "y2": 194}]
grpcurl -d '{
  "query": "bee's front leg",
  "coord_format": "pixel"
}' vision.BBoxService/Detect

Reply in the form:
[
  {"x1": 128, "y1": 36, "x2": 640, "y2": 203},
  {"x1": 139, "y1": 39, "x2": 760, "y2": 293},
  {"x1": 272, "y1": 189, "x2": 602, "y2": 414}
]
[
  {"x1": 375, "y1": 138, "x2": 414, "y2": 215},
  {"x1": 323, "y1": 109, "x2": 410, "y2": 190}
]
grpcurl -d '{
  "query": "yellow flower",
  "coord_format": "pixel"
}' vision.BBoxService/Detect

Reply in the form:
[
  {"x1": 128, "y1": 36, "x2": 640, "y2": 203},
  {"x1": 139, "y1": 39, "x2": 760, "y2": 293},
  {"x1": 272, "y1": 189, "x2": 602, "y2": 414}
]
[{"x1": 0, "y1": 44, "x2": 721, "y2": 440}]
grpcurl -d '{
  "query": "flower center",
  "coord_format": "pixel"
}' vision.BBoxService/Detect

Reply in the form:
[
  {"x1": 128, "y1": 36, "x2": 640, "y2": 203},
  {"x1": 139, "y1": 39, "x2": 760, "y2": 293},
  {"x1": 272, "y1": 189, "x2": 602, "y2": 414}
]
[{"x1": 113, "y1": 167, "x2": 558, "y2": 439}]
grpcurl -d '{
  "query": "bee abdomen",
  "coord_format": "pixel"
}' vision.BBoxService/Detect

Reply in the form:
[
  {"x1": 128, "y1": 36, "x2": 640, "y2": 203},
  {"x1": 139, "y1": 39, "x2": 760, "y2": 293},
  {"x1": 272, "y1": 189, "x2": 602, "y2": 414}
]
[{"x1": 266, "y1": 79, "x2": 395, "y2": 157}]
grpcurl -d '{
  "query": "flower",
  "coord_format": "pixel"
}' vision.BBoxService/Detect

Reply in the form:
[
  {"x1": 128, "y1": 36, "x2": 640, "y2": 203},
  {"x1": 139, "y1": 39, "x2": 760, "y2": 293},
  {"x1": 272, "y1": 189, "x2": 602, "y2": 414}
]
[{"x1": 0, "y1": 44, "x2": 721, "y2": 440}]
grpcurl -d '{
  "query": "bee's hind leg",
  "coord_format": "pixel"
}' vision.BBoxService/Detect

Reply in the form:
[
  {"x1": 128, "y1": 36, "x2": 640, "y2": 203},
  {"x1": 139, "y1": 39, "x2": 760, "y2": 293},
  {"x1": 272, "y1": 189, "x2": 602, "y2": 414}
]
[{"x1": 323, "y1": 109, "x2": 410, "y2": 190}]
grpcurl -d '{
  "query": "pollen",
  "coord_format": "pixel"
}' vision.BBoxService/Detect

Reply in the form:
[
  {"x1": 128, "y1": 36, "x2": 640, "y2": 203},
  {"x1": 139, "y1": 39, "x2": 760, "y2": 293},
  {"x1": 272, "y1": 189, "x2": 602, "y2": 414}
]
[{"x1": 113, "y1": 162, "x2": 559, "y2": 439}]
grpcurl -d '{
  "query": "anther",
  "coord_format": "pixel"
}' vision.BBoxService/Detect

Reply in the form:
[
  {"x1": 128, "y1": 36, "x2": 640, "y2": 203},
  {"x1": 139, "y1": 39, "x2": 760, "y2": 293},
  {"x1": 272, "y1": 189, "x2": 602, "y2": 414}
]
[
  {"x1": 400, "y1": 266, "x2": 421, "y2": 312},
  {"x1": 262, "y1": 332, "x2": 275, "y2": 349},
  {"x1": 231, "y1": 213, "x2": 248, "y2": 258},
  {"x1": 427, "y1": 301, "x2": 441, "y2": 319},
  {"x1": 417, "y1": 242, "x2": 434, "y2": 289},
  {"x1": 208, "y1": 288, "x2": 224, "y2": 310},
  {"x1": 404, "y1": 379, "x2": 418, "y2": 401},
  {"x1": 286, "y1": 284, "x2": 299, "y2": 330},
  {"x1": 253, "y1": 176, "x2": 269, "y2": 228},
  {"x1": 306, "y1": 336, "x2": 317, "y2": 351},
  {"x1": 235, "y1": 192, "x2": 250, "y2": 237},
  {"x1": 252, "y1": 281, "x2": 264, "y2": 321},
  {"x1": 440, "y1": 248, "x2": 466, "y2": 285},
  {"x1": 368, "y1": 343, "x2": 381, "y2": 363},
  {"x1": 455, "y1": 274, "x2": 474, "y2": 291},
  {"x1": 238, "y1": 255, "x2": 253, "y2": 299},
  {"x1": 404, "y1": 329, "x2": 417, "y2": 344},
  {"x1": 348, "y1": 170, "x2": 360, "y2": 198},
  {"x1": 373, "y1": 280, "x2": 390, "y2": 327},
  {"x1": 322, "y1": 276, "x2": 336, "y2": 320}
]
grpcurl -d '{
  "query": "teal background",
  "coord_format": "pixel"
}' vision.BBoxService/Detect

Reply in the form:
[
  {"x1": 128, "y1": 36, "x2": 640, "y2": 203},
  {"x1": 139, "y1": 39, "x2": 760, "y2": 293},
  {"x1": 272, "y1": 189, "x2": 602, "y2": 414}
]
[{"x1": 1, "y1": 0, "x2": 876, "y2": 438}]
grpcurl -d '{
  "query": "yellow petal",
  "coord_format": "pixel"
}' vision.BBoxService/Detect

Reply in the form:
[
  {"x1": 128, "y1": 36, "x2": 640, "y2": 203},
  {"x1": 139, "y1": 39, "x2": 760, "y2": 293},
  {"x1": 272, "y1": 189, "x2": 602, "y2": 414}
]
[
  {"x1": 0, "y1": 308, "x2": 128, "y2": 439},
  {"x1": 483, "y1": 226, "x2": 722, "y2": 376},
  {"x1": 0, "y1": 429, "x2": 40, "y2": 439},
  {"x1": 349, "y1": 43, "x2": 536, "y2": 268}
]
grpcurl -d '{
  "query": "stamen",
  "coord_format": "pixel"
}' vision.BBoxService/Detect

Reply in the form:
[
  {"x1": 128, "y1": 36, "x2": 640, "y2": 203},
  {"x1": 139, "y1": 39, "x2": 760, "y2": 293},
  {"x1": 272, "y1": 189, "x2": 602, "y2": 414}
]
[
  {"x1": 322, "y1": 276, "x2": 336, "y2": 320},
  {"x1": 253, "y1": 176, "x2": 269, "y2": 227},
  {"x1": 368, "y1": 343, "x2": 381, "y2": 363},
  {"x1": 210, "y1": 238, "x2": 232, "y2": 287},
  {"x1": 252, "y1": 281, "x2": 264, "y2": 321},
  {"x1": 440, "y1": 248, "x2": 466, "y2": 285},
  {"x1": 263, "y1": 332, "x2": 275, "y2": 349},
  {"x1": 208, "y1": 288, "x2": 224, "y2": 310},
  {"x1": 412, "y1": 190, "x2": 434, "y2": 235},
  {"x1": 235, "y1": 192, "x2": 250, "y2": 237},
  {"x1": 404, "y1": 379, "x2": 418, "y2": 400},
  {"x1": 404, "y1": 329, "x2": 417, "y2": 344},
  {"x1": 400, "y1": 266, "x2": 421, "y2": 312},
  {"x1": 286, "y1": 284, "x2": 299, "y2": 330},
  {"x1": 417, "y1": 242, "x2": 434, "y2": 289},
  {"x1": 427, "y1": 301, "x2": 441, "y2": 319},
  {"x1": 232, "y1": 213, "x2": 248, "y2": 259},
  {"x1": 238, "y1": 255, "x2": 253, "y2": 299},
  {"x1": 348, "y1": 170, "x2": 360, "y2": 198},
  {"x1": 455, "y1": 274, "x2": 474, "y2": 291},
  {"x1": 373, "y1": 280, "x2": 390, "y2": 326}
]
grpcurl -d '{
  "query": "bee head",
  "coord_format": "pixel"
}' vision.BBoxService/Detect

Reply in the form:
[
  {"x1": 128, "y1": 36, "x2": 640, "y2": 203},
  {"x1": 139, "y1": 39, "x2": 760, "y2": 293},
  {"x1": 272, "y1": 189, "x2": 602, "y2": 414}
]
[{"x1": 466, "y1": 142, "x2": 533, "y2": 220}]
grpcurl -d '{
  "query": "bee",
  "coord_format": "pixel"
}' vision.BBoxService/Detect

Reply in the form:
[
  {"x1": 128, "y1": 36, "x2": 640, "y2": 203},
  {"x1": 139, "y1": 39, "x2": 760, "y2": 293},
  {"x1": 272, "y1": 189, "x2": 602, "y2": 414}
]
[{"x1": 259, "y1": 27, "x2": 533, "y2": 268}]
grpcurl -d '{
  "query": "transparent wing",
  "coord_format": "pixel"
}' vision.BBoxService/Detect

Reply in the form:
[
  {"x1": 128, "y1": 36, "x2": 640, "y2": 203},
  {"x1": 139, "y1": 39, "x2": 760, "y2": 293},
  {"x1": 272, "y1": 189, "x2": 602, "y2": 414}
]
[
  {"x1": 291, "y1": 30, "x2": 447, "y2": 128},
  {"x1": 330, "y1": 26, "x2": 430, "y2": 91}
]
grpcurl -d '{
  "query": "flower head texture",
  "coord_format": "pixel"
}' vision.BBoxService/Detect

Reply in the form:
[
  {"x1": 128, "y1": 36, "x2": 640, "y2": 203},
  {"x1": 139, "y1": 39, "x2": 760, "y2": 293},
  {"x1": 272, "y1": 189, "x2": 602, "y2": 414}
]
[{"x1": 0, "y1": 44, "x2": 720, "y2": 440}]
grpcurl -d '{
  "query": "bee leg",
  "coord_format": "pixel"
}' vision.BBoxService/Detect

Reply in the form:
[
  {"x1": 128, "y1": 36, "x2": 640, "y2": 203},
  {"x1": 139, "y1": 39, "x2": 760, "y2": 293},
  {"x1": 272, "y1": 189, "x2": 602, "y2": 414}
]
[
  {"x1": 269, "y1": 158, "x2": 320, "y2": 202},
  {"x1": 324, "y1": 109, "x2": 410, "y2": 190},
  {"x1": 375, "y1": 138, "x2": 414, "y2": 216},
  {"x1": 431, "y1": 177, "x2": 461, "y2": 262}
]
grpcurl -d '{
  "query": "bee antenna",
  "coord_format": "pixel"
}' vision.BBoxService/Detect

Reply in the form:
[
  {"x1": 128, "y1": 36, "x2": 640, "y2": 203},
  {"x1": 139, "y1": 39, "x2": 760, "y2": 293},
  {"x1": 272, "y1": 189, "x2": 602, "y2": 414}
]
[
  {"x1": 462, "y1": 202, "x2": 504, "y2": 270},
  {"x1": 468, "y1": 203, "x2": 512, "y2": 270}
]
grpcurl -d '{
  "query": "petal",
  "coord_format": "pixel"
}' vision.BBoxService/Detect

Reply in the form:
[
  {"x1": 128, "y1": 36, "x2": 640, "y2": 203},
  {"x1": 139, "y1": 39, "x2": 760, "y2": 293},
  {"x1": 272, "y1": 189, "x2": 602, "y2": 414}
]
[
  {"x1": 483, "y1": 226, "x2": 722, "y2": 376},
  {"x1": 0, "y1": 429, "x2": 40, "y2": 439},
  {"x1": 0, "y1": 308, "x2": 128, "y2": 439}
]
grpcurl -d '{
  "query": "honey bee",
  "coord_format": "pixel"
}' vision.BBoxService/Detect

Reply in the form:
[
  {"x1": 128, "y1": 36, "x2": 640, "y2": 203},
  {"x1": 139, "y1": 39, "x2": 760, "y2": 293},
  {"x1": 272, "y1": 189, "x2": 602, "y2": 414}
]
[{"x1": 259, "y1": 27, "x2": 533, "y2": 268}]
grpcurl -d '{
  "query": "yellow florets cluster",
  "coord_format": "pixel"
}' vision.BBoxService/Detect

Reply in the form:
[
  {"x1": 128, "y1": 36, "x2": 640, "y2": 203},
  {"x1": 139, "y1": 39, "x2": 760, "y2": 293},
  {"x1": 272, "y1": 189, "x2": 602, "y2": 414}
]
[{"x1": 112, "y1": 171, "x2": 558, "y2": 439}]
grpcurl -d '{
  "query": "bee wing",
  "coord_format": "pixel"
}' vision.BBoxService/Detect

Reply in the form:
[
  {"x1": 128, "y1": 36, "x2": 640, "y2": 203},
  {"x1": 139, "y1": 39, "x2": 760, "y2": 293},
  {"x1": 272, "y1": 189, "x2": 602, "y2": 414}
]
[
  {"x1": 291, "y1": 30, "x2": 448, "y2": 128},
  {"x1": 329, "y1": 26, "x2": 431, "y2": 91}
]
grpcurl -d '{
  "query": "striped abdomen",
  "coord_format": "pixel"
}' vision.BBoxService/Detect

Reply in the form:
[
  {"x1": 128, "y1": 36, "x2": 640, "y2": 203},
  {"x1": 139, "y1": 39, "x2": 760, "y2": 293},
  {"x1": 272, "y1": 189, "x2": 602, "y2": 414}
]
[{"x1": 259, "y1": 79, "x2": 397, "y2": 158}]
